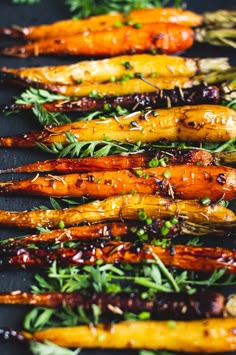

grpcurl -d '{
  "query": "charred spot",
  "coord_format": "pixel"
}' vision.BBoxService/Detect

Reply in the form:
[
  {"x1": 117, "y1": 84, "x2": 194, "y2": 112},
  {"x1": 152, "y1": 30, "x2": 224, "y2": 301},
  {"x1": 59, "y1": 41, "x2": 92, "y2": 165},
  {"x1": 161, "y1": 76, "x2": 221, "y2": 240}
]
[
  {"x1": 88, "y1": 175, "x2": 95, "y2": 183},
  {"x1": 216, "y1": 173, "x2": 226, "y2": 185},
  {"x1": 76, "y1": 179, "x2": 83, "y2": 187},
  {"x1": 104, "y1": 179, "x2": 112, "y2": 185}
]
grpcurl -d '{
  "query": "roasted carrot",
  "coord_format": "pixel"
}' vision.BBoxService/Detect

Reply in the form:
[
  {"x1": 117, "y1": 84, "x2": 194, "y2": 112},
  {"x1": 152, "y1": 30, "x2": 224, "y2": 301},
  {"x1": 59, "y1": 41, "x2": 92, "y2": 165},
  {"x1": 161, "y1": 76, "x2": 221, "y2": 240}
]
[
  {"x1": 1, "y1": 55, "x2": 229, "y2": 86},
  {"x1": 1, "y1": 219, "x2": 234, "y2": 249},
  {"x1": 18, "y1": 318, "x2": 236, "y2": 352},
  {"x1": 0, "y1": 23, "x2": 194, "y2": 57},
  {"x1": 1, "y1": 105, "x2": 234, "y2": 147},
  {"x1": 0, "y1": 8, "x2": 202, "y2": 40},
  {"x1": 0, "y1": 290, "x2": 225, "y2": 319},
  {"x1": 0, "y1": 165, "x2": 235, "y2": 200},
  {"x1": 1, "y1": 85, "x2": 221, "y2": 114},
  {"x1": 0, "y1": 242, "x2": 235, "y2": 273},
  {"x1": 0, "y1": 194, "x2": 234, "y2": 229},
  {"x1": 0, "y1": 149, "x2": 215, "y2": 174}
]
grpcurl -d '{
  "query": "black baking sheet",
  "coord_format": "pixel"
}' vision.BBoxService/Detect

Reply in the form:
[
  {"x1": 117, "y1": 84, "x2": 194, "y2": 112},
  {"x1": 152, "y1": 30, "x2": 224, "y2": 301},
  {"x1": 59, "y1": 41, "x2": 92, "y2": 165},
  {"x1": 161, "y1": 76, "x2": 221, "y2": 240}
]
[{"x1": 0, "y1": 0, "x2": 235, "y2": 354}]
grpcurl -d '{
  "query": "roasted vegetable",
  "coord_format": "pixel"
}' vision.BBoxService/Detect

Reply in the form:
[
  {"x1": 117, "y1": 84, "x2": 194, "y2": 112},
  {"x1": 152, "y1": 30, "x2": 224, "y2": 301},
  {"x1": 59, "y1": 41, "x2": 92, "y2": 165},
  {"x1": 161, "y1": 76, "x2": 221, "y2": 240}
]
[
  {"x1": 0, "y1": 241, "x2": 235, "y2": 272},
  {"x1": 1, "y1": 85, "x2": 221, "y2": 114},
  {"x1": 19, "y1": 318, "x2": 236, "y2": 352},
  {"x1": 0, "y1": 194, "x2": 234, "y2": 229},
  {"x1": 2, "y1": 218, "x2": 234, "y2": 249},
  {"x1": 0, "y1": 54, "x2": 230, "y2": 88},
  {"x1": 0, "y1": 8, "x2": 202, "y2": 40},
  {"x1": 0, "y1": 290, "x2": 225, "y2": 319},
  {"x1": 0, "y1": 149, "x2": 217, "y2": 174},
  {"x1": 1, "y1": 105, "x2": 235, "y2": 148},
  {"x1": 0, "y1": 165, "x2": 235, "y2": 200},
  {"x1": 0, "y1": 23, "x2": 194, "y2": 57}
]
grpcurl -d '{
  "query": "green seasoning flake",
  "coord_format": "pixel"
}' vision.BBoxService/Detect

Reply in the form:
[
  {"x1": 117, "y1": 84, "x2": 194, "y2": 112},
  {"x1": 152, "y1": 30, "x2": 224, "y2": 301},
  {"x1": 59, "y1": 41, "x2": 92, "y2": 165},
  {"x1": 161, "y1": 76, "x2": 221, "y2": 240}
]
[{"x1": 200, "y1": 196, "x2": 211, "y2": 206}]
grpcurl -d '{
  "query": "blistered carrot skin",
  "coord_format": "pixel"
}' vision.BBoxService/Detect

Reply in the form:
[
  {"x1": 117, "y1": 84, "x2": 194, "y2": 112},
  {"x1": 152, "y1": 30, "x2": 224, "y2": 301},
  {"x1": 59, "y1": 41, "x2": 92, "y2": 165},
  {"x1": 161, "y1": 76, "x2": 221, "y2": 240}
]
[
  {"x1": 0, "y1": 194, "x2": 234, "y2": 229},
  {"x1": 0, "y1": 242, "x2": 235, "y2": 273},
  {"x1": 0, "y1": 165, "x2": 235, "y2": 200},
  {"x1": 0, "y1": 8, "x2": 202, "y2": 40},
  {"x1": 19, "y1": 318, "x2": 236, "y2": 352},
  {"x1": 0, "y1": 23, "x2": 194, "y2": 57},
  {"x1": 2, "y1": 104, "x2": 235, "y2": 149},
  {"x1": 0, "y1": 290, "x2": 224, "y2": 319},
  {"x1": 0, "y1": 149, "x2": 214, "y2": 174}
]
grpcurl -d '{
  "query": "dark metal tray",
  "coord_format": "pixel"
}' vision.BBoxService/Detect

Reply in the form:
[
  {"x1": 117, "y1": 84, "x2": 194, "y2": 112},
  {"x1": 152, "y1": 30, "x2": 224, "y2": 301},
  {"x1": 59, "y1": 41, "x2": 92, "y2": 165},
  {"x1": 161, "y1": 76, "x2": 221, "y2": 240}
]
[{"x1": 0, "y1": 0, "x2": 235, "y2": 354}]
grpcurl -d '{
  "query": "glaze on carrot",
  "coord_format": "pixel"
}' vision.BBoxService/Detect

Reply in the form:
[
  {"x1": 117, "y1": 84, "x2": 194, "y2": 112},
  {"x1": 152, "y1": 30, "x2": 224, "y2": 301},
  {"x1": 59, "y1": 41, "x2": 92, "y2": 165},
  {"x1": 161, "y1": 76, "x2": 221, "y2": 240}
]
[
  {"x1": 0, "y1": 23, "x2": 194, "y2": 57},
  {"x1": 0, "y1": 194, "x2": 234, "y2": 229}
]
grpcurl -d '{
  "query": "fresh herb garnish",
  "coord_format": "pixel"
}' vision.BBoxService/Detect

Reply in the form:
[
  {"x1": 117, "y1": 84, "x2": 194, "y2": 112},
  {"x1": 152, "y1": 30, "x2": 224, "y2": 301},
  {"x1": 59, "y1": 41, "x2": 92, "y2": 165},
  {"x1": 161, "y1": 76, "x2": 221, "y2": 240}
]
[
  {"x1": 30, "y1": 340, "x2": 81, "y2": 355},
  {"x1": 15, "y1": 88, "x2": 68, "y2": 105},
  {"x1": 36, "y1": 132, "x2": 141, "y2": 157},
  {"x1": 32, "y1": 103, "x2": 71, "y2": 126}
]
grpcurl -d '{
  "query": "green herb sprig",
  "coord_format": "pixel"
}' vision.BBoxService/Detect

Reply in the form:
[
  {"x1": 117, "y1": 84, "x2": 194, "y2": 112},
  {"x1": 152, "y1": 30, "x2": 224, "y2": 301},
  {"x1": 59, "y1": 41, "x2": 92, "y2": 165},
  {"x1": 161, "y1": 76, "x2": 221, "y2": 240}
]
[{"x1": 36, "y1": 132, "x2": 142, "y2": 157}]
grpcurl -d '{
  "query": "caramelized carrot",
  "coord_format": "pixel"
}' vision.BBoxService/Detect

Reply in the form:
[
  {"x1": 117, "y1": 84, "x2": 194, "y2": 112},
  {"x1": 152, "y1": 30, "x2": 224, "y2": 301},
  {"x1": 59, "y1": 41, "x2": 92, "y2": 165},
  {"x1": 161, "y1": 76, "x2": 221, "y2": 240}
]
[
  {"x1": 1, "y1": 55, "x2": 229, "y2": 86},
  {"x1": 0, "y1": 290, "x2": 225, "y2": 319},
  {"x1": 0, "y1": 105, "x2": 234, "y2": 147},
  {"x1": 0, "y1": 165, "x2": 235, "y2": 200},
  {"x1": 0, "y1": 194, "x2": 234, "y2": 229},
  {"x1": 0, "y1": 149, "x2": 214, "y2": 174},
  {"x1": 0, "y1": 242, "x2": 235, "y2": 273},
  {"x1": 0, "y1": 23, "x2": 194, "y2": 57},
  {"x1": 0, "y1": 8, "x2": 202, "y2": 40},
  {"x1": 0, "y1": 85, "x2": 221, "y2": 114},
  {"x1": 20, "y1": 319, "x2": 236, "y2": 352}
]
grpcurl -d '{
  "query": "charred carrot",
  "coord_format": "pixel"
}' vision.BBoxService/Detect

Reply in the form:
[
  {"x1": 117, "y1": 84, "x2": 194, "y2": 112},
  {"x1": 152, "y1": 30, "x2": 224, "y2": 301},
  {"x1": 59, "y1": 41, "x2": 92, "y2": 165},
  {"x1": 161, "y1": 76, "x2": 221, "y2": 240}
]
[
  {"x1": 0, "y1": 194, "x2": 234, "y2": 229},
  {"x1": 0, "y1": 85, "x2": 221, "y2": 114},
  {"x1": 0, "y1": 8, "x2": 202, "y2": 40},
  {"x1": 1, "y1": 105, "x2": 235, "y2": 148},
  {"x1": 0, "y1": 290, "x2": 225, "y2": 319},
  {"x1": 0, "y1": 165, "x2": 235, "y2": 200},
  {"x1": 0, "y1": 23, "x2": 194, "y2": 57},
  {"x1": 0, "y1": 55, "x2": 230, "y2": 87},
  {"x1": 0, "y1": 242, "x2": 235, "y2": 273},
  {"x1": 0, "y1": 149, "x2": 216, "y2": 174}
]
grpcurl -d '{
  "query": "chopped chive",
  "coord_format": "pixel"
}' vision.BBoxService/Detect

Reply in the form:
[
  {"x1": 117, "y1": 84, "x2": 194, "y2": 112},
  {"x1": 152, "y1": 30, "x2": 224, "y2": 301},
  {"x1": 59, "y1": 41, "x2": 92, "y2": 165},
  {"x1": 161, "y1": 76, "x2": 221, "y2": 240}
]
[
  {"x1": 153, "y1": 111, "x2": 159, "y2": 117},
  {"x1": 58, "y1": 220, "x2": 65, "y2": 229},
  {"x1": 164, "y1": 220, "x2": 173, "y2": 229},
  {"x1": 148, "y1": 157, "x2": 159, "y2": 168},
  {"x1": 103, "y1": 103, "x2": 111, "y2": 111},
  {"x1": 200, "y1": 197, "x2": 211, "y2": 206},
  {"x1": 133, "y1": 22, "x2": 142, "y2": 29},
  {"x1": 138, "y1": 311, "x2": 150, "y2": 320},
  {"x1": 163, "y1": 170, "x2": 171, "y2": 178},
  {"x1": 138, "y1": 210, "x2": 147, "y2": 221},
  {"x1": 167, "y1": 320, "x2": 177, "y2": 329},
  {"x1": 150, "y1": 72, "x2": 157, "y2": 78},
  {"x1": 113, "y1": 21, "x2": 123, "y2": 27},
  {"x1": 146, "y1": 217, "x2": 153, "y2": 225},
  {"x1": 160, "y1": 226, "x2": 170, "y2": 236},
  {"x1": 130, "y1": 227, "x2": 137, "y2": 233},
  {"x1": 170, "y1": 216, "x2": 178, "y2": 225}
]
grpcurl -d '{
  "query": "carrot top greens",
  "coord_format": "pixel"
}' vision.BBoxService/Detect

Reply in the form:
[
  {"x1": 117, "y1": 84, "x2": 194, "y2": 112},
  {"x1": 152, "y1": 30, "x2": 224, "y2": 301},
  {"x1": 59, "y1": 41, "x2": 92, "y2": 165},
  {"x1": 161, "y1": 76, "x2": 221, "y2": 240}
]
[{"x1": 12, "y1": 0, "x2": 183, "y2": 18}]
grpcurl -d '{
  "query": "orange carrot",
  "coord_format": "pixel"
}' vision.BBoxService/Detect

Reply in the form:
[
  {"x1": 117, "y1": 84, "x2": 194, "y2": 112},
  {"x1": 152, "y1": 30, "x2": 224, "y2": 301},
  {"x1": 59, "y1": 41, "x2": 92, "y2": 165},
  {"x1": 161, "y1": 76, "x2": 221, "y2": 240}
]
[
  {"x1": 0, "y1": 8, "x2": 202, "y2": 40},
  {"x1": 0, "y1": 165, "x2": 235, "y2": 200},
  {"x1": 0, "y1": 23, "x2": 194, "y2": 57}
]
